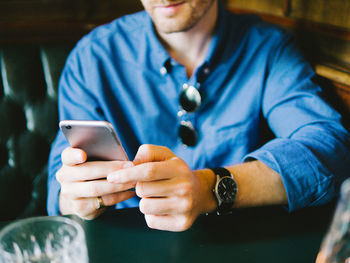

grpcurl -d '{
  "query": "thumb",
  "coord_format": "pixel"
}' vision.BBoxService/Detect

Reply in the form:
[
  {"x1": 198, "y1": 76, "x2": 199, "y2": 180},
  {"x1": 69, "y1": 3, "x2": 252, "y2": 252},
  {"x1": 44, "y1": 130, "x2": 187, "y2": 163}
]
[
  {"x1": 61, "y1": 147, "x2": 87, "y2": 166},
  {"x1": 133, "y1": 144, "x2": 175, "y2": 165}
]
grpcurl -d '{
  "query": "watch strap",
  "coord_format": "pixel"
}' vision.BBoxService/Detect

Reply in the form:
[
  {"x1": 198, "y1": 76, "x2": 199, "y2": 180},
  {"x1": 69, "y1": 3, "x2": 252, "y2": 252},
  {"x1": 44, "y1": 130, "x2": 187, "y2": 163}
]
[
  {"x1": 211, "y1": 167, "x2": 231, "y2": 179},
  {"x1": 211, "y1": 167, "x2": 236, "y2": 215},
  {"x1": 217, "y1": 197, "x2": 234, "y2": 215}
]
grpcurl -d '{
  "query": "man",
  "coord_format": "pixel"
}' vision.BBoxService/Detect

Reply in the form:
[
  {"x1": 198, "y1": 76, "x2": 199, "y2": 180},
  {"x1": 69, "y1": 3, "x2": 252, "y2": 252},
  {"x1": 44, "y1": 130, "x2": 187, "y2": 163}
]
[{"x1": 48, "y1": 0, "x2": 350, "y2": 231}]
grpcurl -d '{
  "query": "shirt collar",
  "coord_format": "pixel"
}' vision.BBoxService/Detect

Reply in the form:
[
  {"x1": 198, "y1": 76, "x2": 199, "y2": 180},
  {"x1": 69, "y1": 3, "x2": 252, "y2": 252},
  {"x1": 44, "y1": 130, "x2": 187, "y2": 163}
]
[
  {"x1": 144, "y1": 1, "x2": 231, "y2": 73},
  {"x1": 145, "y1": 13, "x2": 172, "y2": 71},
  {"x1": 203, "y1": 1, "x2": 230, "y2": 69}
]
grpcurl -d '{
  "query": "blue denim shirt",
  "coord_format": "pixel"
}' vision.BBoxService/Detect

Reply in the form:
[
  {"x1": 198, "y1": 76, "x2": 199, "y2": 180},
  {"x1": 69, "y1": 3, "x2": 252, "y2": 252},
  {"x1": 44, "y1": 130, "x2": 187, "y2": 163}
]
[{"x1": 47, "y1": 4, "x2": 350, "y2": 216}]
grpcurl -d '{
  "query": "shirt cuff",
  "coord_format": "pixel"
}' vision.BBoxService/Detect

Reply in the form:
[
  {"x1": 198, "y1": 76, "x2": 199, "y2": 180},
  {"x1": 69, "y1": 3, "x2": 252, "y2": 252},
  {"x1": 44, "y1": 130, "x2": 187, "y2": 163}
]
[
  {"x1": 243, "y1": 138, "x2": 335, "y2": 212},
  {"x1": 47, "y1": 175, "x2": 61, "y2": 216}
]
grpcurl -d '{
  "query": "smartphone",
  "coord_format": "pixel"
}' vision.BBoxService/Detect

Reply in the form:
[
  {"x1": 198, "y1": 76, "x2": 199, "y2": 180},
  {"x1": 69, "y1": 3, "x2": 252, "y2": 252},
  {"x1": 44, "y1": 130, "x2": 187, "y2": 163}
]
[{"x1": 59, "y1": 120, "x2": 129, "y2": 161}]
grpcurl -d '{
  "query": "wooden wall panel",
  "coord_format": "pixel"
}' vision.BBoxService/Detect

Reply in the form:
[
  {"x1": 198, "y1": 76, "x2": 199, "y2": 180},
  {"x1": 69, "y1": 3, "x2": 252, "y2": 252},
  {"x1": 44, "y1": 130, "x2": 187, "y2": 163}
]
[
  {"x1": 0, "y1": 0, "x2": 76, "y2": 20},
  {"x1": 226, "y1": 0, "x2": 350, "y2": 121},
  {"x1": 227, "y1": 0, "x2": 286, "y2": 16},
  {"x1": 0, "y1": 0, "x2": 143, "y2": 43},
  {"x1": 293, "y1": 31, "x2": 350, "y2": 70},
  {"x1": 323, "y1": 82, "x2": 350, "y2": 130},
  {"x1": 226, "y1": 0, "x2": 350, "y2": 69},
  {"x1": 0, "y1": 0, "x2": 143, "y2": 21},
  {"x1": 291, "y1": 0, "x2": 350, "y2": 29}
]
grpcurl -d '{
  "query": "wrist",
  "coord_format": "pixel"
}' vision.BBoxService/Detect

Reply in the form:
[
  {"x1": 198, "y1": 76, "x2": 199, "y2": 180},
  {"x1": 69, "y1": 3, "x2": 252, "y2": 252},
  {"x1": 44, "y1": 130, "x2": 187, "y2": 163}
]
[
  {"x1": 193, "y1": 169, "x2": 217, "y2": 215},
  {"x1": 211, "y1": 167, "x2": 238, "y2": 215}
]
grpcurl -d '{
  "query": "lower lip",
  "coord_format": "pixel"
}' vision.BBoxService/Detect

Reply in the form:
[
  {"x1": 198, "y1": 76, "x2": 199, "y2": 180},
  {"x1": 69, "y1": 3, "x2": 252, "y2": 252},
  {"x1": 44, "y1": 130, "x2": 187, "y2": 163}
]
[{"x1": 156, "y1": 2, "x2": 184, "y2": 16}]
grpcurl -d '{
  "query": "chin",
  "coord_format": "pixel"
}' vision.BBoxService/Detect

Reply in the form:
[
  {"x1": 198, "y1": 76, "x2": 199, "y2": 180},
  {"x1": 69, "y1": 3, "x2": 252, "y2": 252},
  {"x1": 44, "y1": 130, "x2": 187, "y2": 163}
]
[
  {"x1": 154, "y1": 19, "x2": 198, "y2": 34},
  {"x1": 157, "y1": 27, "x2": 188, "y2": 34}
]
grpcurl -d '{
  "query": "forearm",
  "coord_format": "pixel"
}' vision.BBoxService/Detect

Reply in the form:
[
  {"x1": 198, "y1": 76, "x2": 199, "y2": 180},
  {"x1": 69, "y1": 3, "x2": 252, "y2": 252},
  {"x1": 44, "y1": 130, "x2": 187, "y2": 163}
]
[
  {"x1": 194, "y1": 160, "x2": 288, "y2": 214},
  {"x1": 228, "y1": 160, "x2": 287, "y2": 207}
]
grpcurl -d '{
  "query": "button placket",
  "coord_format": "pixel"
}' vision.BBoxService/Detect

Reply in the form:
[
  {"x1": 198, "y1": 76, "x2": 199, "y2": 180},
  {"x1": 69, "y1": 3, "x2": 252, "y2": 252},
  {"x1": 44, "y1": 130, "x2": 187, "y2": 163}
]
[{"x1": 177, "y1": 81, "x2": 202, "y2": 147}]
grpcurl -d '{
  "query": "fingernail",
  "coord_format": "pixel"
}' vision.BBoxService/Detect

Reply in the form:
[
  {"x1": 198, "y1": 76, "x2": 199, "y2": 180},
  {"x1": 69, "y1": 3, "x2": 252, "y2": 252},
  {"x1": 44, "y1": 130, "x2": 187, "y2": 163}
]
[
  {"x1": 75, "y1": 152, "x2": 84, "y2": 163},
  {"x1": 107, "y1": 173, "x2": 119, "y2": 183}
]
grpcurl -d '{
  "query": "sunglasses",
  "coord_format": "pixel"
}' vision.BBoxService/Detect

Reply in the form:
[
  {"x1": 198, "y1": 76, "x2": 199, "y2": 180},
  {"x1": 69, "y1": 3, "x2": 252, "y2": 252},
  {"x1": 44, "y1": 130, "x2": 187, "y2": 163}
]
[{"x1": 178, "y1": 84, "x2": 202, "y2": 147}]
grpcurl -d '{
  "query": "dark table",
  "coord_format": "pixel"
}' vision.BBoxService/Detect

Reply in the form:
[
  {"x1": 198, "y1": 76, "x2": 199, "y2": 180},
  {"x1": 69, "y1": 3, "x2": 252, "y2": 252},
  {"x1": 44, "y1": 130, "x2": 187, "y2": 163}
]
[{"x1": 0, "y1": 204, "x2": 336, "y2": 263}]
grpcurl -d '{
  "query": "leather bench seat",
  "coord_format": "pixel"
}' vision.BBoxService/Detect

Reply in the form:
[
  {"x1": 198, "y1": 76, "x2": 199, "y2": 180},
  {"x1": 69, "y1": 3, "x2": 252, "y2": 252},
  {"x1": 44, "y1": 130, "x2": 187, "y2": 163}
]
[{"x1": 0, "y1": 45, "x2": 72, "y2": 220}]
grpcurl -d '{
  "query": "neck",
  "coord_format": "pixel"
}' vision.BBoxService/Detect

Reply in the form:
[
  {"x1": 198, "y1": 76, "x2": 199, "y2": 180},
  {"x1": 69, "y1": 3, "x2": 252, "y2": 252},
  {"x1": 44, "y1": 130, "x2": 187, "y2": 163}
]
[{"x1": 158, "y1": 1, "x2": 218, "y2": 78}]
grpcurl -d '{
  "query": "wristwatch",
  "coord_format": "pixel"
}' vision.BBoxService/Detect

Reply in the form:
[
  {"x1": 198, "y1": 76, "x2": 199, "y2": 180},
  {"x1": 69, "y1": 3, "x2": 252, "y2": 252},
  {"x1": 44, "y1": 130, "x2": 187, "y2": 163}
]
[{"x1": 211, "y1": 167, "x2": 238, "y2": 215}]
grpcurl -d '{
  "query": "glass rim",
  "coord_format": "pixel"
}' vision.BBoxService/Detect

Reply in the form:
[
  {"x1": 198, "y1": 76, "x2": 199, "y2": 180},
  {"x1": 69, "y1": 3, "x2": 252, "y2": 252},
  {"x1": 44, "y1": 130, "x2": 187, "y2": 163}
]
[{"x1": 0, "y1": 216, "x2": 85, "y2": 244}]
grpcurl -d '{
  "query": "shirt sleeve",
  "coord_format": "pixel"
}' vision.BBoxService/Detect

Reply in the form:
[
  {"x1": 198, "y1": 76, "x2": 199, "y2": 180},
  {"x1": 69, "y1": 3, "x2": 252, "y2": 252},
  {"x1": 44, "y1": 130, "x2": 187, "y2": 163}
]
[
  {"x1": 244, "y1": 32, "x2": 350, "y2": 212},
  {"x1": 47, "y1": 45, "x2": 105, "y2": 216}
]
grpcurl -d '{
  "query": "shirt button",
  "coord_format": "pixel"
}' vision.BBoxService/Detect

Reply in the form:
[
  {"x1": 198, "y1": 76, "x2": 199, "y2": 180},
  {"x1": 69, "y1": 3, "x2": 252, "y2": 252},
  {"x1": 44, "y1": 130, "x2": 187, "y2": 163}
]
[
  {"x1": 203, "y1": 67, "x2": 210, "y2": 75},
  {"x1": 177, "y1": 110, "x2": 186, "y2": 117},
  {"x1": 160, "y1": 67, "x2": 167, "y2": 76}
]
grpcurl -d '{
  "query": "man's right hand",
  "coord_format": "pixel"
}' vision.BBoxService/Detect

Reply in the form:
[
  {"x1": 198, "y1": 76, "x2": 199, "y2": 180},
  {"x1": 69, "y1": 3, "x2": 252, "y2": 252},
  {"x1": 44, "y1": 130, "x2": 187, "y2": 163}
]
[{"x1": 56, "y1": 147, "x2": 136, "y2": 220}]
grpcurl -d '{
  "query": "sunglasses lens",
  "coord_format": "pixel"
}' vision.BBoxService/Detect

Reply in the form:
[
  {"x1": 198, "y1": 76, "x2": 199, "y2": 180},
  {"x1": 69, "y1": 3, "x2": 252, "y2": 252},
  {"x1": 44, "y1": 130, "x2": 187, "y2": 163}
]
[
  {"x1": 179, "y1": 121, "x2": 197, "y2": 147},
  {"x1": 179, "y1": 85, "x2": 201, "y2": 112}
]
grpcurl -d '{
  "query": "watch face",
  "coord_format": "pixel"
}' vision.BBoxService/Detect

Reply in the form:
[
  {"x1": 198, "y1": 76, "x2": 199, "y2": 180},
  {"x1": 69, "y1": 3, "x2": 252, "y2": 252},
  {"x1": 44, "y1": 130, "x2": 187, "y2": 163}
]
[{"x1": 218, "y1": 177, "x2": 238, "y2": 203}]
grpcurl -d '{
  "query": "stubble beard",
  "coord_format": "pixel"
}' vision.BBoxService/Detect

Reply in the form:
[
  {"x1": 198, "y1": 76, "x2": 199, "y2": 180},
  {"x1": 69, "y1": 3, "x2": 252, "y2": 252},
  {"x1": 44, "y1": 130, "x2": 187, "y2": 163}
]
[{"x1": 152, "y1": 0, "x2": 215, "y2": 34}]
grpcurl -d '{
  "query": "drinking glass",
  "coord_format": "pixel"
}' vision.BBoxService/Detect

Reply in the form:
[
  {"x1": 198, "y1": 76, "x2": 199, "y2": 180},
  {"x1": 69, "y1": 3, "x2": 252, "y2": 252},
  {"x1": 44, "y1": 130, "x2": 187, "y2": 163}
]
[
  {"x1": 0, "y1": 216, "x2": 89, "y2": 263},
  {"x1": 316, "y1": 178, "x2": 350, "y2": 263}
]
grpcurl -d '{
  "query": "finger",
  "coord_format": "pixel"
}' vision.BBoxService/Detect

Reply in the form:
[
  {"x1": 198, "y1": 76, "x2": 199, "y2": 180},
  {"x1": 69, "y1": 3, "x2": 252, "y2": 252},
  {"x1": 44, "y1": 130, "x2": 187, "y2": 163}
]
[
  {"x1": 71, "y1": 197, "x2": 105, "y2": 219},
  {"x1": 133, "y1": 144, "x2": 175, "y2": 165},
  {"x1": 56, "y1": 160, "x2": 134, "y2": 182},
  {"x1": 135, "y1": 177, "x2": 191, "y2": 198},
  {"x1": 144, "y1": 214, "x2": 194, "y2": 232},
  {"x1": 71, "y1": 191, "x2": 136, "y2": 220},
  {"x1": 139, "y1": 196, "x2": 192, "y2": 215},
  {"x1": 61, "y1": 147, "x2": 87, "y2": 165},
  {"x1": 99, "y1": 191, "x2": 136, "y2": 207},
  {"x1": 107, "y1": 159, "x2": 177, "y2": 184},
  {"x1": 61, "y1": 179, "x2": 136, "y2": 198}
]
